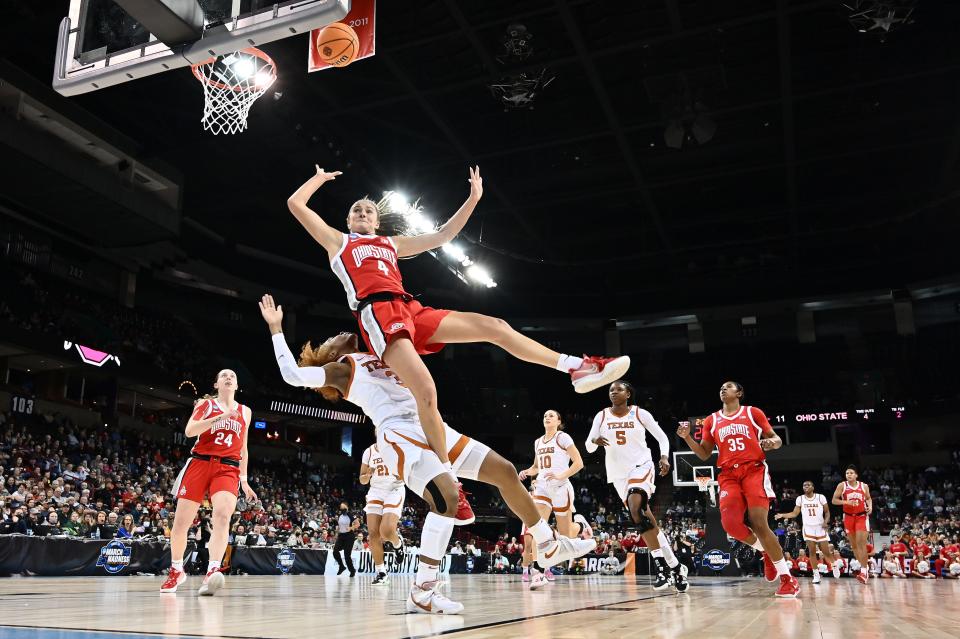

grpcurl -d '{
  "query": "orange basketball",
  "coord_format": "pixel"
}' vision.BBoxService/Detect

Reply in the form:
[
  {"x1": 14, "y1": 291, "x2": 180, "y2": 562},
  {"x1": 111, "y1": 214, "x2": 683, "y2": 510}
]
[{"x1": 316, "y1": 22, "x2": 359, "y2": 67}]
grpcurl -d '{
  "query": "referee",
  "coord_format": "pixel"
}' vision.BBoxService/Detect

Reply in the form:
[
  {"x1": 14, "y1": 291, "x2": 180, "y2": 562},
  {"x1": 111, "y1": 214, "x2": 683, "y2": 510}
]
[{"x1": 332, "y1": 502, "x2": 360, "y2": 577}]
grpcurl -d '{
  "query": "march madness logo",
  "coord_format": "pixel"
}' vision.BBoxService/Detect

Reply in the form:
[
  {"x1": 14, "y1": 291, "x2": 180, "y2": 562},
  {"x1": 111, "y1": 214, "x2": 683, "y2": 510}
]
[
  {"x1": 702, "y1": 548, "x2": 731, "y2": 572},
  {"x1": 96, "y1": 539, "x2": 132, "y2": 574},
  {"x1": 276, "y1": 548, "x2": 296, "y2": 574}
]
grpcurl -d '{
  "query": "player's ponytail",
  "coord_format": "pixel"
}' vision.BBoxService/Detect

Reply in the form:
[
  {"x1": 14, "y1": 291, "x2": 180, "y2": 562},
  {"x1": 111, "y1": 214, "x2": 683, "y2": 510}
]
[{"x1": 298, "y1": 340, "x2": 343, "y2": 402}]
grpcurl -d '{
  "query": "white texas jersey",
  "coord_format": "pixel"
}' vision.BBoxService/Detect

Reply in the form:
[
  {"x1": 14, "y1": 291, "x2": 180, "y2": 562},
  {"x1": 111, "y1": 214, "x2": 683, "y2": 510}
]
[
  {"x1": 586, "y1": 406, "x2": 670, "y2": 482},
  {"x1": 796, "y1": 493, "x2": 828, "y2": 528},
  {"x1": 339, "y1": 353, "x2": 418, "y2": 433},
  {"x1": 534, "y1": 432, "x2": 575, "y2": 474},
  {"x1": 362, "y1": 444, "x2": 403, "y2": 490}
]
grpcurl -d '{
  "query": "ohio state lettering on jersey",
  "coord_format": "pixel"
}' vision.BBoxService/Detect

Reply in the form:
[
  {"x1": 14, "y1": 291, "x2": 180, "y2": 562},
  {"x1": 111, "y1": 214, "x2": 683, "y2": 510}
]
[
  {"x1": 841, "y1": 481, "x2": 868, "y2": 514},
  {"x1": 191, "y1": 398, "x2": 247, "y2": 459},
  {"x1": 330, "y1": 233, "x2": 408, "y2": 310},
  {"x1": 701, "y1": 405, "x2": 773, "y2": 468}
]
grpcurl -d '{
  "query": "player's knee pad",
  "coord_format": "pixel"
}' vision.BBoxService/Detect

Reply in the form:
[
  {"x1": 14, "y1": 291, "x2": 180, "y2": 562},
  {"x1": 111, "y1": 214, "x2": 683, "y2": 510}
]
[
  {"x1": 425, "y1": 479, "x2": 452, "y2": 515},
  {"x1": 627, "y1": 487, "x2": 649, "y2": 510},
  {"x1": 720, "y1": 506, "x2": 752, "y2": 540}
]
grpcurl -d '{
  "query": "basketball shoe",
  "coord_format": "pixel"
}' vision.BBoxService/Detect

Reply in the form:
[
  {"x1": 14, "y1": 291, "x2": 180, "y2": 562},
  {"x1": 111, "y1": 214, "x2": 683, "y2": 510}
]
[
  {"x1": 573, "y1": 513, "x2": 593, "y2": 539},
  {"x1": 529, "y1": 569, "x2": 548, "y2": 590},
  {"x1": 652, "y1": 558, "x2": 671, "y2": 591},
  {"x1": 160, "y1": 567, "x2": 187, "y2": 593},
  {"x1": 812, "y1": 570, "x2": 821, "y2": 584},
  {"x1": 454, "y1": 483, "x2": 475, "y2": 526},
  {"x1": 761, "y1": 552, "x2": 778, "y2": 582},
  {"x1": 198, "y1": 569, "x2": 225, "y2": 596},
  {"x1": 672, "y1": 564, "x2": 690, "y2": 593},
  {"x1": 537, "y1": 533, "x2": 596, "y2": 570},
  {"x1": 856, "y1": 570, "x2": 869, "y2": 584},
  {"x1": 570, "y1": 356, "x2": 631, "y2": 394},
  {"x1": 775, "y1": 574, "x2": 800, "y2": 598},
  {"x1": 832, "y1": 562, "x2": 842, "y2": 579},
  {"x1": 544, "y1": 567, "x2": 555, "y2": 582},
  {"x1": 386, "y1": 536, "x2": 406, "y2": 563},
  {"x1": 406, "y1": 581, "x2": 464, "y2": 615},
  {"x1": 372, "y1": 571, "x2": 390, "y2": 586}
]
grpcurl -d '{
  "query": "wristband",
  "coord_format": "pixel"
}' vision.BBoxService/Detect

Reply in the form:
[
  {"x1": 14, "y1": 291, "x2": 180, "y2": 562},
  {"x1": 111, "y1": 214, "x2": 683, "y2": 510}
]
[{"x1": 239, "y1": 475, "x2": 248, "y2": 481}]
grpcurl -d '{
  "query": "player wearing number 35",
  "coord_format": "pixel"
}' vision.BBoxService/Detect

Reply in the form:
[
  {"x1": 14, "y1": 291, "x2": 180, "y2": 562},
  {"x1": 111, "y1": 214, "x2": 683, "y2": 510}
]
[
  {"x1": 161, "y1": 369, "x2": 259, "y2": 596},
  {"x1": 676, "y1": 381, "x2": 799, "y2": 598}
]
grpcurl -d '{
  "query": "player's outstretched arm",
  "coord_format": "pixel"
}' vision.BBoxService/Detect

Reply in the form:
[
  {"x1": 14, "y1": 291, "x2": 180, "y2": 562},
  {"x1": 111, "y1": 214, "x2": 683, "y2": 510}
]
[
  {"x1": 259, "y1": 294, "x2": 351, "y2": 393},
  {"x1": 287, "y1": 165, "x2": 344, "y2": 256},
  {"x1": 775, "y1": 505, "x2": 802, "y2": 520},
  {"x1": 393, "y1": 166, "x2": 482, "y2": 258}
]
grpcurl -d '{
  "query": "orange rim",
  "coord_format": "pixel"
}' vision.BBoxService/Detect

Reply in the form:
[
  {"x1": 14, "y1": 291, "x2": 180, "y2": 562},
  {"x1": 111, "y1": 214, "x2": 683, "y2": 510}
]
[{"x1": 191, "y1": 46, "x2": 276, "y2": 93}]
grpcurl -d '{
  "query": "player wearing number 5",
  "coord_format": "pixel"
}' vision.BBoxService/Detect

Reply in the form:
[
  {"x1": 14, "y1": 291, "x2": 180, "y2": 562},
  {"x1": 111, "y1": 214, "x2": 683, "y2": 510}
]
[
  {"x1": 162, "y1": 370, "x2": 258, "y2": 595},
  {"x1": 519, "y1": 410, "x2": 585, "y2": 541},
  {"x1": 677, "y1": 381, "x2": 799, "y2": 598},
  {"x1": 586, "y1": 381, "x2": 689, "y2": 592}
]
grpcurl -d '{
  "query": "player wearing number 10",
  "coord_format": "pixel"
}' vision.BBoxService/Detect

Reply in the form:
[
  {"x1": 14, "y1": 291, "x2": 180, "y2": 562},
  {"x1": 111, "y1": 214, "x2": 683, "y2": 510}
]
[
  {"x1": 677, "y1": 381, "x2": 800, "y2": 597},
  {"x1": 162, "y1": 369, "x2": 258, "y2": 595}
]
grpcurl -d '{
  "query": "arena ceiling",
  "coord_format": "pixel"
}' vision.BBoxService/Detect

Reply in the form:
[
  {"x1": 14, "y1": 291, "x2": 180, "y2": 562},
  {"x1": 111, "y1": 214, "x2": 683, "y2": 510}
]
[{"x1": 2, "y1": 0, "x2": 959, "y2": 317}]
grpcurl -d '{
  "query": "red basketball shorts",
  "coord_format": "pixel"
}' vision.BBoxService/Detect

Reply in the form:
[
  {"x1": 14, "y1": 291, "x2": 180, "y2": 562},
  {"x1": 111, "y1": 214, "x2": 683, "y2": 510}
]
[
  {"x1": 171, "y1": 458, "x2": 240, "y2": 503},
  {"x1": 355, "y1": 298, "x2": 451, "y2": 358},
  {"x1": 844, "y1": 513, "x2": 870, "y2": 535},
  {"x1": 717, "y1": 461, "x2": 776, "y2": 511}
]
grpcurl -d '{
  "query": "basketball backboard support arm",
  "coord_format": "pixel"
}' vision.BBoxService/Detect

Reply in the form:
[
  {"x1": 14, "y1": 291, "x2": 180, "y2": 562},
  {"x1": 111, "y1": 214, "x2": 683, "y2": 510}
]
[{"x1": 53, "y1": 0, "x2": 350, "y2": 96}]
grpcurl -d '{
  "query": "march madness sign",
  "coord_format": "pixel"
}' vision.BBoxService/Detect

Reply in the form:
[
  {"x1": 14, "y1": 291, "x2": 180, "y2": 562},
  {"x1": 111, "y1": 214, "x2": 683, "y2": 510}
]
[{"x1": 308, "y1": 0, "x2": 376, "y2": 72}]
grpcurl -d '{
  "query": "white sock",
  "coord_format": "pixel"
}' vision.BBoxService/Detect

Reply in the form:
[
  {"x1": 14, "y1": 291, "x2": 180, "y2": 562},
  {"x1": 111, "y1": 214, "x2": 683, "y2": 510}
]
[
  {"x1": 171, "y1": 560, "x2": 183, "y2": 572},
  {"x1": 556, "y1": 354, "x2": 584, "y2": 372},
  {"x1": 376, "y1": 564, "x2": 385, "y2": 574},
  {"x1": 415, "y1": 562, "x2": 440, "y2": 587},
  {"x1": 529, "y1": 520, "x2": 554, "y2": 545},
  {"x1": 207, "y1": 560, "x2": 221, "y2": 573},
  {"x1": 522, "y1": 566, "x2": 529, "y2": 574},
  {"x1": 773, "y1": 558, "x2": 790, "y2": 576},
  {"x1": 657, "y1": 531, "x2": 680, "y2": 568},
  {"x1": 750, "y1": 540, "x2": 765, "y2": 552},
  {"x1": 651, "y1": 548, "x2": 664, "y2": 558}
]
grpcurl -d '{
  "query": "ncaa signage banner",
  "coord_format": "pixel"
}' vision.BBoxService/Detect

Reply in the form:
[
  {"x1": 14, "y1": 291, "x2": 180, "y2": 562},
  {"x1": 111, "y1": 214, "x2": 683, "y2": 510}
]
[
  {"x1": 308, "y1": 0, "x2": 376, "y2": 72},
  {"x1": 324, "y1": 549, "x2": 451, "y2": 575},
  {"x1": 702, "y1": 549, "x2": 732, "y2": 572}
]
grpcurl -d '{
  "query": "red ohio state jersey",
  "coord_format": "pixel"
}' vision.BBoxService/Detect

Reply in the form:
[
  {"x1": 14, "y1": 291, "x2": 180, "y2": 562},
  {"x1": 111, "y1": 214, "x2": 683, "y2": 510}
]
[
  {"x1": 841, "y1": 481, "x2": 869, "y2": 515},
  {"x1": 701, "y1": 405, "x2": 774, "y2": 468},
  {"x1": 330, "y1": 233, "x2": 408, "y2": 310},
  {"x1": 190, "y1": 398, "x2": 247, "y2": 460}
]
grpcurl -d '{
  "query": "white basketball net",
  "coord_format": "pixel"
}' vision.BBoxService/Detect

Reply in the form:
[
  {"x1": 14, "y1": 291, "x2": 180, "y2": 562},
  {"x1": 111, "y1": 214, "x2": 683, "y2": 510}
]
[
  {"x1": 696, "y1": 475, "x2": 717, "y2": 506},
  {"x1": 193, "y1": 49, "x2": 276, "y2": 135}
]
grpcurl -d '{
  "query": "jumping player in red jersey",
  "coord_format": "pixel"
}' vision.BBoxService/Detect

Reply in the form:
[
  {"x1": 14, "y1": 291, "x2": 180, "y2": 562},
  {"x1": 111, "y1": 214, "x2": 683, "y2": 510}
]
[
  {"x1": 161, "y1": 369, "x2": 258, "y2": 595},
  {"x1": 676, "y1": 381, "x2": 800, "y2": 597},
  {"x1": 286, "y1": 166, "x2": 630, "y2": 469},
  {"x1": 832, "y1": 465, "x2": 872, "y2": 584}
]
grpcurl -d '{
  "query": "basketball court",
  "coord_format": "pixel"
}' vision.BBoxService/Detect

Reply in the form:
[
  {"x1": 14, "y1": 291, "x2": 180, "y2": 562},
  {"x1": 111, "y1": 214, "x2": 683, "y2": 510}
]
[{"x1": 1, "y1": 574, "x2": 956, "y2": 639}]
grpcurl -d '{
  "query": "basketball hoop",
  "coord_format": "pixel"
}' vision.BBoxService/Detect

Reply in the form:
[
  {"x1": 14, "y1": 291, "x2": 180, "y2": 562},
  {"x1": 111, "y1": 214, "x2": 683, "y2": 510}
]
[
  {"x1": 191, "y1": 47, "x2": 276, "y2": 135},
  {"x1": 696, "y1": 475, "x2": 717, "y2": 507}
]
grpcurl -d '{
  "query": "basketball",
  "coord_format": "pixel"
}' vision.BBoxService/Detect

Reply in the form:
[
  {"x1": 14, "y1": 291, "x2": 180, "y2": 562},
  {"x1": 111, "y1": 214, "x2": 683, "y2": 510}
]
[{"x1": 316, "y1": 22, "x2": 359, "y2": 67}]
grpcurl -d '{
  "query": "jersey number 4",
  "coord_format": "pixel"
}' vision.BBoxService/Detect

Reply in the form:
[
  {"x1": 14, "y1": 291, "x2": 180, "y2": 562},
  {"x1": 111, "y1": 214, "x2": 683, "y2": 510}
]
[
  {"x1": 727, "y1": 438, "x2": 746, "y2": 452},
  {"x1": 377, "y1": 260, "x2": 390, "y2": 276},
  {"x1": 214, "y1": 432, "x2": 234, "y2": 447}
]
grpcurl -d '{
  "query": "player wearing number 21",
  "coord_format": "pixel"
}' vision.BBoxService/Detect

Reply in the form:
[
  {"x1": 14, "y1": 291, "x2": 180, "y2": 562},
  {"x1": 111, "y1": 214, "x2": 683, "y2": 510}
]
[
  {"x1": 677, "y1": 381, "x2": 800, "y2": 597},
  {"x1": 161, "y1": 369, "x2": 258, "y2": 595}
]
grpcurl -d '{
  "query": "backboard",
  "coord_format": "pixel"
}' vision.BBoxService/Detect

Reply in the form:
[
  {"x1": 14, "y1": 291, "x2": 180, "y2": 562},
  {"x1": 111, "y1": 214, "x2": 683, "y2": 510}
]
[
  {"x1": 672, "y1": 449, "x2": 718, "y2": 487},
  {"x1": 54, "y1": 0, "x2": 350, "y2": 96}
]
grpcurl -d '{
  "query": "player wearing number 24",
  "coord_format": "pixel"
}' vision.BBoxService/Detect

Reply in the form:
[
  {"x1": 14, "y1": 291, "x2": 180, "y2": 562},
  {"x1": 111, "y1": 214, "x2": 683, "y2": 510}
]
[{"x1": 161, "y1": 369, "x2": 259, "y2": 595}]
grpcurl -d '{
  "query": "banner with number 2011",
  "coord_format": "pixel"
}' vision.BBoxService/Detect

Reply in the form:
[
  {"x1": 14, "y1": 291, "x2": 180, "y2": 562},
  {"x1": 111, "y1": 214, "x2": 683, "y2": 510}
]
[{"x1": 308, "y1": 0, "x2": 376, "y2": 72}]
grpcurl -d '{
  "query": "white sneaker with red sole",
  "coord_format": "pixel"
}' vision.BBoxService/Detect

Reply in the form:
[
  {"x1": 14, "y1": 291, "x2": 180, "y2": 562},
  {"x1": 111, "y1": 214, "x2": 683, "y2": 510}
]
[
  {"x1": 160, "y1": 567, "x2": 187, "y2": 593},
  {"x1": 570, "y1": 356, "x2": 631, "y2": 394},
  {"x1": 454, "y1": 483, "x2": 475, "y2": 526}
]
